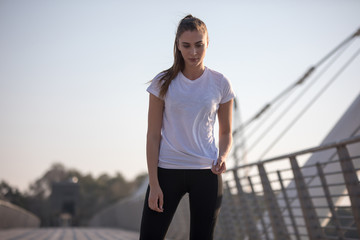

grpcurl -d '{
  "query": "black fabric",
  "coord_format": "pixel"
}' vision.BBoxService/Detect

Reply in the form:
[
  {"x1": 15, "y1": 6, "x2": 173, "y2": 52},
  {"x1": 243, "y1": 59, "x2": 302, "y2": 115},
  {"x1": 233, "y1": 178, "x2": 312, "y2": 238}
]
[{"x1": 139, "y1": 167, "x2": 223, "y2": 240}]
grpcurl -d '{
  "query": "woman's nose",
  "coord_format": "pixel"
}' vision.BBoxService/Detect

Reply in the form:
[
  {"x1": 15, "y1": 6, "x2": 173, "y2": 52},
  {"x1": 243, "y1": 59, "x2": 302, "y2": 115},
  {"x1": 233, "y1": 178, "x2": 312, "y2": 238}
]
[{"x1": 191, "y1": 47, "x2": 197, "y2": 55}]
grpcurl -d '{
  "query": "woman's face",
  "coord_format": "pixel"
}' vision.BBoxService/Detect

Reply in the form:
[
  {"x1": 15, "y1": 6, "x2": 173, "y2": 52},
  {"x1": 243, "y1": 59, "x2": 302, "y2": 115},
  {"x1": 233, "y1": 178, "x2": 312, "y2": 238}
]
[{"x1": 177, "y1": 30, "x2": 208, "y2": 69}]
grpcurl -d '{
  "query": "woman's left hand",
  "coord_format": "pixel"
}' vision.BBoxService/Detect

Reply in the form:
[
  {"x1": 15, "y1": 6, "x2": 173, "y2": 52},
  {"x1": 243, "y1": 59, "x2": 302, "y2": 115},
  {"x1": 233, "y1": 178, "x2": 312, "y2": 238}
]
[{"x1": 211, "y1": 157, "x2": 226, "y2": 175}]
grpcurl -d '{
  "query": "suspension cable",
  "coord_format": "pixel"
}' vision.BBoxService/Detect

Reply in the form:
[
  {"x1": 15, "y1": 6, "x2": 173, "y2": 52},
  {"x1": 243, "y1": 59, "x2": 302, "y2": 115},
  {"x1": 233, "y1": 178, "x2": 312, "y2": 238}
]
[
  {"x1": 233, "y1": 27, "x2": 360, "y2": 136},
  {"x1": 246, "y1": 37, "x2": 356, "y2": 154},
  {"x1": 243, "y1": 85, "x2": 296, "y2": 140},
  {"x1": 257, "y1": 45, "x2": 360, "y2": 160}
]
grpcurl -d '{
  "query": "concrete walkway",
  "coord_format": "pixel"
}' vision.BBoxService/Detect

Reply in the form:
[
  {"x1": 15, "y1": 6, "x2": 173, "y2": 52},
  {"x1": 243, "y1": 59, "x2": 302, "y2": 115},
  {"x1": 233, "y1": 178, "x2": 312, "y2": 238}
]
[{"x1": 0, "y1": 228, "x2": 141, "y2": 240}]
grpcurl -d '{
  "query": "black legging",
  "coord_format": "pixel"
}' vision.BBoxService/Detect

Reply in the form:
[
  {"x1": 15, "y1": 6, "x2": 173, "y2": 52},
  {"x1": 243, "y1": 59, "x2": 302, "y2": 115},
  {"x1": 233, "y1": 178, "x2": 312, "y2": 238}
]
[{"x1": 139, "y1": 167, "x2": 223, "y2": 240}]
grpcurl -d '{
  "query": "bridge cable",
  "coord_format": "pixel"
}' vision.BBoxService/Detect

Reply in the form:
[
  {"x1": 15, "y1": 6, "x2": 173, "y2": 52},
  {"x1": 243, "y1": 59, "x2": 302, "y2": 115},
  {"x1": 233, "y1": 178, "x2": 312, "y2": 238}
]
[
  {"x1": 244, "y1": 84, "x2": 298, "y2": 140},
  {"x1": 231, "y1": 87, "x2": 295, "y2": 168},
  {"x1": 233, "y1": 27, "x2": 360, "y2": 137},
  {"x1": 245, "y1": 37, "x2": 356, "y2": 154},
  {"x1": 257, "y1": 45, "x2": 360, "y2": 160}
]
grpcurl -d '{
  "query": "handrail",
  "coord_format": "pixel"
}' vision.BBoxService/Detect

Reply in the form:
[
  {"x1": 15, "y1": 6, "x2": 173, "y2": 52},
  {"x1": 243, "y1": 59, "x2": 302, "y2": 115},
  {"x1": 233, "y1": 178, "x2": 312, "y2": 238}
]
[
  {"x1": 0, "y1": 200, "x2": 40, "y2": 229},
  {"x1": 228, "y1": 135, "x2": 360, "y2": 171},
  {"x1": 218, "y1": 135, "x2": 360, "y2": 240}
]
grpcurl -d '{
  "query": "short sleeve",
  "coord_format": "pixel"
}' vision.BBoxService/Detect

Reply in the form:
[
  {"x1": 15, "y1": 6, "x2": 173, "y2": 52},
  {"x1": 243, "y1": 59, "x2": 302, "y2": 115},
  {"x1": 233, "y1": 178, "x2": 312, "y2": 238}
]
[
  {"x1": 146, "y1": 73, "x2": 164, "y2": 100},
  {"x1": 220, "y1": 76, "x2": 236, "y2": 104}
]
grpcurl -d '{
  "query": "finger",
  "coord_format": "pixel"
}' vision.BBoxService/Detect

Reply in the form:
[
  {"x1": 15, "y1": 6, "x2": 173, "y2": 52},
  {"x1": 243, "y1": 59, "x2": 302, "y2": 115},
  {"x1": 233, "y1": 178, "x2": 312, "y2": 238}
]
[
  {"x1": 149, "y1": 197, "x2": 159, "y2": 211},
  {"x1": 154, "y1": 206, "x2": 162, "y2": 212},
  {"x1": 213, "y1": 162, "x2": 226, "y2": 175},
  {"x1": 149, "y1": 196, "x2": 164, "y2": 212},
  {"x1": 216, "y1": 162, "x2": 222, "y2": 172},
  {"x1": 211, "y1": 165, "x2": 218, "y2": 174},
  {"x1": 149, "y1": 202, "x2": 162, "y2": 212},
  {"x1": 215, "y1": 162, "x2": 220, "y2": 171},
  {"x1": 212, "y1": 166, "x2": 221, "y2": 175},
  {"x1": 211, "y1": 164, "x2": 216, "y2": 172},
  {"x1": 159, "y1": 194, "x2": 164, "y2": 211},
  {"x1": 220, "y1": 163, "x2": 226, "y2": 173},
  {"x1": 148, "y1": 199, "x2": 155, "y2": 210}
]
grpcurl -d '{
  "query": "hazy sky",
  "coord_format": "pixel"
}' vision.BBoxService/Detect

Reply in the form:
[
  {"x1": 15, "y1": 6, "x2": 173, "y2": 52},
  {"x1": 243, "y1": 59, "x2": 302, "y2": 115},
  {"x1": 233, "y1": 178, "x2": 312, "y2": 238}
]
[{"x1": 1, "y1": 0, "x2": 359, "y2": 191}]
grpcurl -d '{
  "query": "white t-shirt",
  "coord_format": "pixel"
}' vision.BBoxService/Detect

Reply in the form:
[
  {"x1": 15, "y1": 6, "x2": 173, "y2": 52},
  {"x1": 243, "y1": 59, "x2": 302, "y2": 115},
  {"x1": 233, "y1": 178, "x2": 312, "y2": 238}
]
[{"x1": 147, "y1": 67, "x2": 236, "y2": 169}]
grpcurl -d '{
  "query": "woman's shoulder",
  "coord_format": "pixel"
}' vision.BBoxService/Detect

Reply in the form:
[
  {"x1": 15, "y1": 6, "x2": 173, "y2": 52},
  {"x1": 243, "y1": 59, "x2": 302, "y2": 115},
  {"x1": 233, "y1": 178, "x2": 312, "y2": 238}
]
[
  {"x1": 147, "y1": 72, "x2": 166, "y2": 97},
  {"x1": 153, "y1": 71, "x2": 166, "y2": 82},
  {"x1": 207, "y1": 67, "x2": 223, "y2": 78},
  {"x1": 206, "y1": 67, "x2": 235, "y2": 102},
  {"x1": 206, "y1": 67, "x2": 230, "y2": 84}
]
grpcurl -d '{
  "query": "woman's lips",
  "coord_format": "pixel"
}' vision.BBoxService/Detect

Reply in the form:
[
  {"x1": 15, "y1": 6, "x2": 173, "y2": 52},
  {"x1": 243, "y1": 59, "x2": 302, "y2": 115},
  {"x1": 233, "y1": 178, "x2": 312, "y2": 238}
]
[{"x1": 189, "y1": 58, "x2": 199, "y2": 62}]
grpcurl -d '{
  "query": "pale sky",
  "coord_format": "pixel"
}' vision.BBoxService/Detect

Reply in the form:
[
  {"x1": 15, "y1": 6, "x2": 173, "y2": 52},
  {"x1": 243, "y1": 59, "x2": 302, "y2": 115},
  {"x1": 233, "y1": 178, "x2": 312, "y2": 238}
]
[{"x1": 0, "y1": 0, "x2": 359, "y2": 191}]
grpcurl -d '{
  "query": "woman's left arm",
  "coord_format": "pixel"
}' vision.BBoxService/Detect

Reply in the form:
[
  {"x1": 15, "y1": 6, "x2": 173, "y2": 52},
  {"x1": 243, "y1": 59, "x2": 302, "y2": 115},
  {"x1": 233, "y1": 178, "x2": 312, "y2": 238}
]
[{"x1": 212, "y1": 99, "x2": 233, "y2": 175}]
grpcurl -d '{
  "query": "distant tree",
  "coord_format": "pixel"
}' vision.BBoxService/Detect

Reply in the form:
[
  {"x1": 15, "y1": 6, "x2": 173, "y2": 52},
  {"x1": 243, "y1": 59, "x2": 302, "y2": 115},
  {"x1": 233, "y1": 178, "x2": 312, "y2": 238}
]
[
  {"x1": 2, "y1": 162, "x2": 147, "y2": 226},
  {"x1": 75, "y1": 171, "x2": 132, "y2": 225},
  {"x1": 23, "y1": 163, "x2": 68, "y2": 226},
  {"x1": 129, "y1": 172, "x2": 148, "y2": 192},
  {"x1": 0, "y1": 180, "x2": 27, "y2": 208},
  {"x1": 27, "y1": 163, "x2": 67, "y2": 198}
]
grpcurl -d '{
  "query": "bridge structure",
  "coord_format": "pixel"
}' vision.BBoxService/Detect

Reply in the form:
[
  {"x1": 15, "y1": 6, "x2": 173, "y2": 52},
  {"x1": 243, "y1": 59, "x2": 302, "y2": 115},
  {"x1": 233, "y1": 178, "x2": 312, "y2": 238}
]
[{"x1": 1, "y1": 28, "x2": 360, "y2": 240}]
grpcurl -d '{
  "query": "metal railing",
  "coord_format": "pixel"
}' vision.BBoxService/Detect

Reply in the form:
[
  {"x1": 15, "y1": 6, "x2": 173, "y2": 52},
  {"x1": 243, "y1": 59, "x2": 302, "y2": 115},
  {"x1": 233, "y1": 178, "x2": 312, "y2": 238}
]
[
  {"x1": 0, "y1": 200, "x2": 40, "y2": 229},
  {"x1": 216, "y1": 135, "x2": 360, "y2": 240}
]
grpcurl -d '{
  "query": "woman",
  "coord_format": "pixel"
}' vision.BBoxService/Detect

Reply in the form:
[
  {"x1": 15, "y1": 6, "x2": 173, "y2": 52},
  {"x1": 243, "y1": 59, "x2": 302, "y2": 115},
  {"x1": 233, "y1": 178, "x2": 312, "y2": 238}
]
[{"x1": 140, "y1": 14, "x2": 235, "y2": 240}]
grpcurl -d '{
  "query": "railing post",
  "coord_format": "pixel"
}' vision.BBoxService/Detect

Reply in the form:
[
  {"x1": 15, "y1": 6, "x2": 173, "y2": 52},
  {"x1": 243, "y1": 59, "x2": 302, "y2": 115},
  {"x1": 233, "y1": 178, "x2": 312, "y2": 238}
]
[
  {"x1": 290, "y1": 156, "x2": 324, "y2": 239},
  {"x1": 258, "y1": 163, "x2": 291, "y2": 240},
  {"x1": 277, "y1": 171, "x2": 301, "y2": 240},
  {"x1": 336, "y1": 144, "x2": 360, "y2": 236},
  {"x1": 232, "y1": 169, "x2": 261, "y2": 240},
  {"x1": 316, "y1": 163, "x2": 345, "y2": 239},
  {"x1": 248, "y1": 176, "x2": 271, "y2": 240}
]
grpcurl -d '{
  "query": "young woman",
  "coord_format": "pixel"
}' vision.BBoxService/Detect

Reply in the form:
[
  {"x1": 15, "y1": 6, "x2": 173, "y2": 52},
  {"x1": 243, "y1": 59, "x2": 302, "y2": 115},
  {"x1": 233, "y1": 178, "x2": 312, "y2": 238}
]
[{"x1": 140, "y1": 15, "x2": 235, "y2": 240}]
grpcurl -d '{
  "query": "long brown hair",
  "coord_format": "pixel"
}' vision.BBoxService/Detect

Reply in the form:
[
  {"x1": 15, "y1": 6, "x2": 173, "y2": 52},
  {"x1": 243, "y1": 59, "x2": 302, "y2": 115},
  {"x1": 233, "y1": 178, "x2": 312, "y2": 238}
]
[{"x1": 157, "y1": 15, "x2": 208, "y2": 98}]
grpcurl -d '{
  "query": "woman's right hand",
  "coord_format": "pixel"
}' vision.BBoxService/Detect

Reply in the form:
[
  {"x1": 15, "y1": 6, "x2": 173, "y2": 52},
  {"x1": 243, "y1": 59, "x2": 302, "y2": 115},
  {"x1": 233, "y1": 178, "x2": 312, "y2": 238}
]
[{"x1": 148, "y1": 184, "x2": 164, "y2": 213}]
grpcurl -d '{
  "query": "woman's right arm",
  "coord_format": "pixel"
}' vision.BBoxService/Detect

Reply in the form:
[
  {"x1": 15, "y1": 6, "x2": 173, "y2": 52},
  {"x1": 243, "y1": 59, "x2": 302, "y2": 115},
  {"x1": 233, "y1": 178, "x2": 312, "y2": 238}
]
[{"x1": 146, "y1": 93, "x2": 164, "y2": 212}]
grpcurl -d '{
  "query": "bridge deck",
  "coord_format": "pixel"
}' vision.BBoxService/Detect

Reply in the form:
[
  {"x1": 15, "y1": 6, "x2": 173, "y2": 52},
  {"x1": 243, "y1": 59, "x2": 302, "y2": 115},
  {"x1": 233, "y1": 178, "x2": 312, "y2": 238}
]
[{"x1": 0, "y1": 228, "x2": 145, "y2": 240}]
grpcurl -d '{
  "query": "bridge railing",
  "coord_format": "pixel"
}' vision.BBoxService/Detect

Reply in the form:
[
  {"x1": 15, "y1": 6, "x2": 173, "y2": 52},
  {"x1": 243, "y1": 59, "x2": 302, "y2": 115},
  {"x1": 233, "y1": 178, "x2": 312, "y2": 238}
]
[
  {"x1": 0, "y1": 200, "x2": 40, "y2": 229},
  {"x1": 216, "y1": 135, "x2": 360, "y2": 240}
]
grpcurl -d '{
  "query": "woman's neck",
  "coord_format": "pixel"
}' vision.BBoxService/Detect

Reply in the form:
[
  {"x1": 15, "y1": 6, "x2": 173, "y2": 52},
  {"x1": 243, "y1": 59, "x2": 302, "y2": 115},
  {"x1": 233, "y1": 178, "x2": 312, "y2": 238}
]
[{"x1": 182, "y1": 65, "x2": 205, "y2": 80}]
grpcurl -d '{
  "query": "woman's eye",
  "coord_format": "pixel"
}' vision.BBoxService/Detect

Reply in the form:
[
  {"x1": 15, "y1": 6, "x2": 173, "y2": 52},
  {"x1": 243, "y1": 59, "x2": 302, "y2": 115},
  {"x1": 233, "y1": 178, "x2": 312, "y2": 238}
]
[
  {"x1": 196, "y1": 44, "x2": 203, "y2": 48},
  {"x1": 182, "y1": 45, "x2": 190, "y2": 48}
]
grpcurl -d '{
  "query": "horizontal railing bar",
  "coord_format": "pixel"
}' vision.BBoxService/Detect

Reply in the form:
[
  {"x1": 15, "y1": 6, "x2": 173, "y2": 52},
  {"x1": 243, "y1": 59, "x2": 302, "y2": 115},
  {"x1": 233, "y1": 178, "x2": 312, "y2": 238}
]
[
  {"x1": 279, "y1": 213, "x2": 345, "y2": 220},
  {"x1": 309, "y1": 193, "x2": 352, "y2": 199},
  {"x1": 337, "y1": 216, "x2": 356, "y2": 219},
  {"x1": 325, "y1": 236, "x2": 360, "y2": 240},
  {"x1": 228, "y1": 135, "x2": 360, "y2": 171},
  {"x1": 324, "y1": 225, "x2": 356, "y2": 230},
  {"x1": 315, "y1": 215, "x2": 355, "y2": 220},
  {"x1": 264, "y1": 156, "x2": 358, "y2": 174},
  {"x1": 325, "y1": 236, "x2": 344, "y2": 240},
  {"x1": 325, "y1": 171, "x2": 349, "y2": 176},
  {"x1": 326, "y1": 183, "x2": 347, "y2": 187},
  {"x1": 340, "y1": 227, "x2": 358, "y2": 231}
]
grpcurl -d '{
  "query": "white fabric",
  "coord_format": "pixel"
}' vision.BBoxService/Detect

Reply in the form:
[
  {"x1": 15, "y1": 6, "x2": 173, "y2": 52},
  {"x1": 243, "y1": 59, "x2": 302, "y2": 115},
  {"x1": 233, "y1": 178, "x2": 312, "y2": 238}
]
[{"x1": 147, "y1": 67, "x2": 236, "y2": 169}]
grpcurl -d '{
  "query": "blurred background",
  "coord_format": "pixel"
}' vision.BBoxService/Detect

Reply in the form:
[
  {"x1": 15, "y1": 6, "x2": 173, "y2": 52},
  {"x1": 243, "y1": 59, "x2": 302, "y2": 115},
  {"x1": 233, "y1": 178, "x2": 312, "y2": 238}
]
[{"x1": 0, "y1": 0, "x2": 359, "y2": 228}]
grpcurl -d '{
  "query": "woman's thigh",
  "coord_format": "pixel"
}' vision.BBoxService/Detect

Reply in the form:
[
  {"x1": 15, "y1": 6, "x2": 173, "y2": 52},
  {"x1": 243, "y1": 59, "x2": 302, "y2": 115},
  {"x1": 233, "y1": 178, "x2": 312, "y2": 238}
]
[{"x1": 139, "y1": 168, "x2": 187, "y2": 240}]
